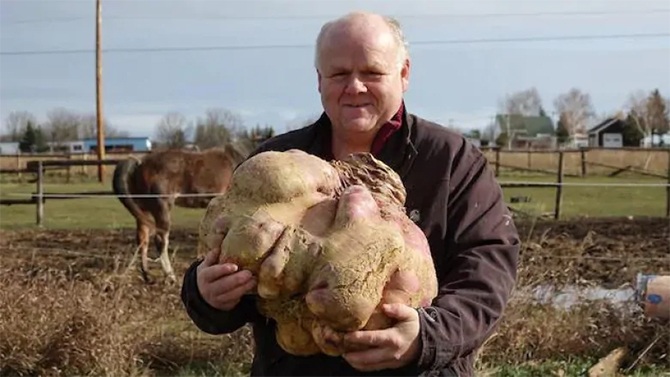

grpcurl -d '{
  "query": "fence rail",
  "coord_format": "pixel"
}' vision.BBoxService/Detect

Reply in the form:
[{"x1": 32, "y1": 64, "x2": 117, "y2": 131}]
[
  {"x1": 1, "y1": 149, "x2": 670, "y2": 225},
  {"x1": 2, "y1": 147, "x2": 670, "y2": 179}
]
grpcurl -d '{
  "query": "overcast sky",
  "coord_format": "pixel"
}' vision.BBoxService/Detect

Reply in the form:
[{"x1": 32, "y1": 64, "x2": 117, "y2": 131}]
[{"x1": 1, "y1": 0, "x2": 669, "y2": 138}]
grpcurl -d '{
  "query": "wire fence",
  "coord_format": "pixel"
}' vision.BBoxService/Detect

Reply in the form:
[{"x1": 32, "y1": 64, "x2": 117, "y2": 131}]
[
  {"x1": 1, "y1": 180, "x2": 668, "y2": 200},
  {"x1": 1, "y1": 154, "x2": 670, "y2": 225}
]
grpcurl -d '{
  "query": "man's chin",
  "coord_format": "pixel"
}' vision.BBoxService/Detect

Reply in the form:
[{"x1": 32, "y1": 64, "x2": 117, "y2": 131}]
[{"x1": 341, "y1": 119, "x2": 378, "y2": 133}]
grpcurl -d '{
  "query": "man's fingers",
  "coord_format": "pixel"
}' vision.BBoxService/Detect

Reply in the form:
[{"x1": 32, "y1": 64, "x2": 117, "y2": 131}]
[
  {"x1": 215, "y1": 275, "x2": 257, "y2": 304},
  {"x1": 382, "y1": 303, "x2": 418, "y2": 322},
  {"x1": 344, "y1": 329, "x2": 390, "y2": 348},
  {"x1": 200, "y1": 263, "x2": 242, "y2": 283}
]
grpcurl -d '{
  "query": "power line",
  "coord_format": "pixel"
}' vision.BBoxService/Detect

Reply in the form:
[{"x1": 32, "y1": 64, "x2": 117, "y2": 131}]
[
  {"x1": 5, "y1": 8, "x2": 670, "y2": 24},
  {"x1": 2, "y1": 32, "x2": 669, "y2": 56}
]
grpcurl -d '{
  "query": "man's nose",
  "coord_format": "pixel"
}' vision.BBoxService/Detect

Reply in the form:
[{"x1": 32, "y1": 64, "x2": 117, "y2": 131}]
[{"x1": 344, "y1": 75, "x2": 367, "y2": 94}]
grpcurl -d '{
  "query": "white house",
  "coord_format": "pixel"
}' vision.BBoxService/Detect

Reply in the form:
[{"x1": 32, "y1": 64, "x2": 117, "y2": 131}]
[
  {"x1": 0, "y1": 142, "x2": 20, "y2": 155},
  {"x1": 640, "y1": 134, "x2": 670, "y2": 148}
]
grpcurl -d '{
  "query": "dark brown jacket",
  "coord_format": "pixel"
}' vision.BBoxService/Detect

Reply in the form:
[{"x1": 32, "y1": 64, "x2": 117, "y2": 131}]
[{"x1": 181, "y1": 110, "x2": 520, "y2": 376}]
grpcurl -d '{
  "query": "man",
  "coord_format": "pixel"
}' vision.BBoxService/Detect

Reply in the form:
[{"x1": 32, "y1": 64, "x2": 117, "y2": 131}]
[{"x1": 181, "y1": 11, "x2": 519, "y2": 377}]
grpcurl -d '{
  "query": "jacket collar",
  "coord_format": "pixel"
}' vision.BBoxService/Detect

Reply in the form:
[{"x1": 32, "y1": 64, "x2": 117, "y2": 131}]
[{"x1": 306, "y1": 105, "x2": 418, "y2": 180}]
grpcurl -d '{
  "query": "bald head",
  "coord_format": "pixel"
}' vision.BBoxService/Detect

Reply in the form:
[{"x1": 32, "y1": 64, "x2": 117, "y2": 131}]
[{"x1": 314, "y1": 12, "x2": 409, "y2": 72}]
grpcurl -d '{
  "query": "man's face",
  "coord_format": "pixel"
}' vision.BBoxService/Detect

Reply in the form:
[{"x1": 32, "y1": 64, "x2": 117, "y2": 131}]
[{"x1": 316, "y1": 21, "x2": 410, "y2": 136}]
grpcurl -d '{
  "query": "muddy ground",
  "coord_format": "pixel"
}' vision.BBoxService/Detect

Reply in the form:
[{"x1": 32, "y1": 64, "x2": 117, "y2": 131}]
[{"x1": 1, "y1": 217, "x2": 667, "y2": 288}]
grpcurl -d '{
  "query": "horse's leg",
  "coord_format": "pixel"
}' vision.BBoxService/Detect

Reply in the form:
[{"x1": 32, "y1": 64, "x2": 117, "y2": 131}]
[
  {"x1": 154, "y1": 199, "x2": 176, "y2": 284},
  {"x1": 137, "y1": 219, "x2": 153, "y2": 283}
]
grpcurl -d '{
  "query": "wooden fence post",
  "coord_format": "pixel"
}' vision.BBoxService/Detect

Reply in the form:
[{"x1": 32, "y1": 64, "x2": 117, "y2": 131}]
[
  {"x1": 580, "y1": 148, "x2": 587, "y2": 177},
  {"x1": 554, "y1": 151, "x2": 564, "y2": 220},
  {"x1": 66, "y1": 153, "x2": 72, "y2": 183},
  {"x1": 36, "y1": 161, "x2": 44, "y2": 227},
  {"x1": 16, "y1": 152, "x2": 22, "y2": 182},
  {"x1": 495, "y1": 147, "x2": 501, "y2": 177},
  {"x1": 527, "y1": 148, "x2": 531, "y2": 169},
  {"x1": 666, "y1": 150, "x2": 670, "y2": 218}
]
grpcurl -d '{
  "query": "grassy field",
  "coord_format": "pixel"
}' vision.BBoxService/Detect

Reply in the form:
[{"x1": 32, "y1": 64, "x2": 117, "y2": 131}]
[
  {"x1": 497, "y1": 172, "x2": 666, "y2": 218},
  {"x1": 0, "y1": 179, "x2": 204, "y2": 229},
  {"x1": 0, "y1": 172, "x2": 666, "y2": 230},
  {"x1": 1, "y1": 173, "x2": 669, "y2": 376}
]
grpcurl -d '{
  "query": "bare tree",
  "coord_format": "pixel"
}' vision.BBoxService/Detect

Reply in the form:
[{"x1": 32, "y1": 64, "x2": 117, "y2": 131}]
[
  {"x1": 626, "y1": 90, "x2": 654, "y2": 146},
  {"x1": 499, "y1": 87, "x2": 543, "y2": 116},
  {"x1": 79, "y1": 113, "x2": 130, "y2": 138},
  {"x1": 553, "y1": 88, "x2": 595, "y2": 137},
  {"x1": 193, "y1": 108, "x2": 244, "y2": 149},
  {"x1": 496, "y1": 88, "x2": 545, "y2": 149},
  {"x1": 79, "y1": 113, "x2": 100, "y2": 139},
  {"x1": 646, "y1": 89, "x2": 669, "y2": 135},
  {"x1": 4, "y1": 111, "x2": 37, "y2": 141},
  {"x1": 43, "y1": 108, "x2": 81, "y2": 144},
  {"x1": 155, "y1": 112, "x2": 189, "y2": 148}
]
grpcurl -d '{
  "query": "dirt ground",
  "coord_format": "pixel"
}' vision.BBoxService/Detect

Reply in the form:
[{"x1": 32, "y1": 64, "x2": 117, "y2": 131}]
[
  {"x1": 1, "y1": 216, "x2": 667, "y2": 288},
  {"x1": 515, "y1": 216, "x2": 669, "y2": 287},
  {"x1": 1, "y1": 217, "x2": 668, "y2": 375}
]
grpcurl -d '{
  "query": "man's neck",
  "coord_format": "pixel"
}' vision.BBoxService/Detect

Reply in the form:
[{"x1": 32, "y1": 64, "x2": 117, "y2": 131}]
[{"x1": 330, "y1": 130, "x2": 376, "y2": 160}]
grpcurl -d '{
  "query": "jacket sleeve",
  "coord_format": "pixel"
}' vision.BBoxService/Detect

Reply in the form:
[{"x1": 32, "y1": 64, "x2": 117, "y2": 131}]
[
  {"x1": 416, "y1": 143, "x2": 520, "y2": 370},
  {"x1": 181, "y1": 259, "x2": 262, "y2": 334}
]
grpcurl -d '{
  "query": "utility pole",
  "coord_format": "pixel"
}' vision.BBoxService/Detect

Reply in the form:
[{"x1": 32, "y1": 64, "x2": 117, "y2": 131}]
[{"x1": 95, "y1": 0, "x2": 106, "y2": 182}]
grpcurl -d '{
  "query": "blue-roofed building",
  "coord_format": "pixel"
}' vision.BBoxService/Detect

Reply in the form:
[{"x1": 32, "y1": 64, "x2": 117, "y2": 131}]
[
  {"x1": 47, "y1": 137, "x2": 152, "y2": 154},
  {"x1": 81, "y1": 137, "x2": 152, "y2": 153}
]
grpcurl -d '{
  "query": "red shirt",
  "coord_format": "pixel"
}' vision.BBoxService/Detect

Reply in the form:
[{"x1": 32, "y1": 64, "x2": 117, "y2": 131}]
[{"x1": 323, "y1": 102, "x2": 405, "y2": 160}]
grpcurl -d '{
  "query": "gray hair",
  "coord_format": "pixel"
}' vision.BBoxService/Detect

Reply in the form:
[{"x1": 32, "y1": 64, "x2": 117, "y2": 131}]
[{"x1": 314, "y1": 12, "x2": 410, "y2": 71}]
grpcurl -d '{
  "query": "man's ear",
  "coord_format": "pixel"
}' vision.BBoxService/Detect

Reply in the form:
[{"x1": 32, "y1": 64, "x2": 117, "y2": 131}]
[
  {"x1": 401, "y1": 58, "x2": 410, "y2": 92},
  {"x1": 317, "y1": 69, "x2": 322, "y2": 93}
]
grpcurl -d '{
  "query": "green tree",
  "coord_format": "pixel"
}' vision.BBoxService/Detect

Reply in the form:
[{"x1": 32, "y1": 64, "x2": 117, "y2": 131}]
[
  {"x1": 237, "y1": 124, "x2": 276, "y2": 150},
  {"x1": 622, "y1": 113, "x2": 644, "y2": 146},
  {"x1": 19, "y1": 121, "x2": 48, "y2": 153},
  {"x1": 466, "y1": 129, "x2": 481, "y2": 139},
  {"x1": 555, "y1": 114, "x2": 570, "y2": 144}
]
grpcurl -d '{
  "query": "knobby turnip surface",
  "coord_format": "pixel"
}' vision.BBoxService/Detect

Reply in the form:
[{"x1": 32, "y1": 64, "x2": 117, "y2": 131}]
[{"x1": 198, "y1": 150, "x2": 438, "y2": 356}]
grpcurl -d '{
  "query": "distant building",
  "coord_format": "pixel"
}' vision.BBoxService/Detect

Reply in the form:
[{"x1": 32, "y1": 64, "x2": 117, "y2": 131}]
[
  {"x1": 640, "y1": 133, "x2": 670, "y2": 148},
  {"x1": 0, "y1": 142, "x2": 20, "y2": 155},
  {"x1": 588, "y1": 118, "x2": 624, "y2": 148},
  {"x1": 48, "y1": 137, "x2": 152, "y2": 154},
  {"x1": 494, "y1": 114, "x2": 556, "y2": 149}
]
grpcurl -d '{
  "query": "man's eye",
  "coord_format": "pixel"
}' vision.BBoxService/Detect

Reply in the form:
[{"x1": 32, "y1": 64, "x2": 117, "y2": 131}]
[
  {"x1": 365, "y1": 72, "x2": 384, "y2": 77},
  {"x1": 329, "y1": 72, "x2": 347, "y2": 79}
]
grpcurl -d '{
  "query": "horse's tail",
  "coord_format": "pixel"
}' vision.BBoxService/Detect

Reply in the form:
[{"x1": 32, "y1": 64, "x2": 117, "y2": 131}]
[{"x1": 113, "y1": 157, "x2": 153, "y2": 225}]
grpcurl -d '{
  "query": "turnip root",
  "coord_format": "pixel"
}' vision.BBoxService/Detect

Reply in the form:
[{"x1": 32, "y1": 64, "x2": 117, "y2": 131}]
[{"x1": 198, "y1": 150, "x2": 438, "y2": 356}]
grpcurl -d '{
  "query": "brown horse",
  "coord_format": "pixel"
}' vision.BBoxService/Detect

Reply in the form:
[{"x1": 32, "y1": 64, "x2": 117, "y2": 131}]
[{"x1": 112, "y1": 143, "x2": 249, "y2": 283}]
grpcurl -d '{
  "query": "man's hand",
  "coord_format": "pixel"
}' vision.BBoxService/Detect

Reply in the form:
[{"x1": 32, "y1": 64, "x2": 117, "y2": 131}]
[
  {"x1": 340, "y1": 303, "x2": 422, "y2": 372},
  {"x1": 196, "y1": 248, "x2": 256, "y2": 311}
]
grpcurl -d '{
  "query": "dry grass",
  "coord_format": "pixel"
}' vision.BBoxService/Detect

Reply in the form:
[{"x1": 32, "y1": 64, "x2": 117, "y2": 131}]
[
  {"x1": 0, "y1": 218, "x2": 668, "y2": 376},
  {"x1": 481, "y1": 298, "x2": 668, "y2": 365},
  {"x1": 0, "y1": 260, "x2": 254, "y2": 377},
  {"x1": 481, "y1": 148, "x2": 669, "y2": 177}
]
